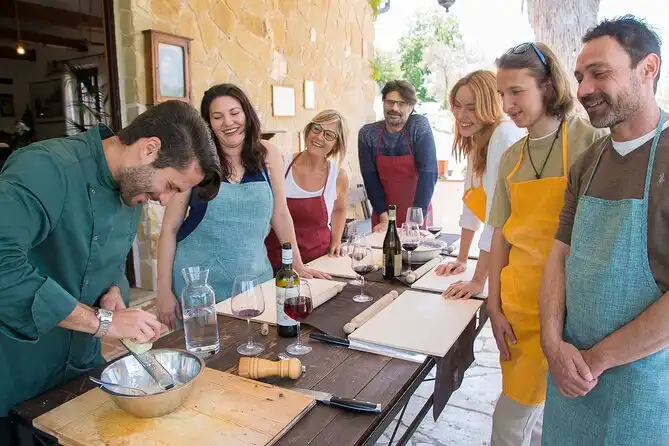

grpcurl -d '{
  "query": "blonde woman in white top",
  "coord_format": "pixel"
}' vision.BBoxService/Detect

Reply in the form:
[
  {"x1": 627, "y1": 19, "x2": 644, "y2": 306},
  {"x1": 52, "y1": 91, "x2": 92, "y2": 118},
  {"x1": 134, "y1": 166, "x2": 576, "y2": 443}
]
[
  {"x1": 265, "y1": 110, "x2": 349, "y2": 270},
  {"x1": 436, "y1": 70, "x2": 525, "y2": 299}
]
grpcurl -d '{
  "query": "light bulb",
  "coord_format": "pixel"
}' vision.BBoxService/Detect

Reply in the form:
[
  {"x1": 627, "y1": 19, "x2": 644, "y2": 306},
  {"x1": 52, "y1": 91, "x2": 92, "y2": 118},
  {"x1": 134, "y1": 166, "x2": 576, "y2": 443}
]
[{"x1": 16, "y1": 44, "x2": 25, "y2": 55}]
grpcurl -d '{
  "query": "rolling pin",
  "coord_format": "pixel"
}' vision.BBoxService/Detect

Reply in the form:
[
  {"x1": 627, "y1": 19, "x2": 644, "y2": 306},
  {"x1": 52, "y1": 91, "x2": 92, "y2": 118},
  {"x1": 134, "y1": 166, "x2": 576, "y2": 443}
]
[
  {"x1": 237, "y1": 357, "x2": 304, "y2": 380},
  {"x1": 405, "y1": 256, "x2": 442, "y2": 284},
  {"x1": 343, "y1": 290, "x2": 399, "y2": 334}
]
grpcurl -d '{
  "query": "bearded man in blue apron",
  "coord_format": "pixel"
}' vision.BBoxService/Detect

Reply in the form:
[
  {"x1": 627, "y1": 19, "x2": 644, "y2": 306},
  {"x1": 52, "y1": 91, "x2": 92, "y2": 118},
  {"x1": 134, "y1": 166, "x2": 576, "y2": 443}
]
[{"x1": 540, "y1": 16, "x2": 669, "y2": 445}]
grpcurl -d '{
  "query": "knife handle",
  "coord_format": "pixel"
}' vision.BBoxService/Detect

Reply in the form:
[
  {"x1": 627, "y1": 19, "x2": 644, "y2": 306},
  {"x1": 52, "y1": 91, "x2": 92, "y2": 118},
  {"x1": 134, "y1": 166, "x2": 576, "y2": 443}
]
[
  {"x1": 310, "y1": 332, "x2": 349, "y2": 347},
  {"x1": 327, "y1": 396, "x2": 382, "y2": 414}
]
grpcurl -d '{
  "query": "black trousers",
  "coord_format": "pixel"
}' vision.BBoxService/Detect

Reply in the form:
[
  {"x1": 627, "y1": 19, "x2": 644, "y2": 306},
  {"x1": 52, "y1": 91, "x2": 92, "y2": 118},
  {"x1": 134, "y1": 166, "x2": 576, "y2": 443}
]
[{"x1": 0, "y1": 417, "x2": 16, "y2": 445}]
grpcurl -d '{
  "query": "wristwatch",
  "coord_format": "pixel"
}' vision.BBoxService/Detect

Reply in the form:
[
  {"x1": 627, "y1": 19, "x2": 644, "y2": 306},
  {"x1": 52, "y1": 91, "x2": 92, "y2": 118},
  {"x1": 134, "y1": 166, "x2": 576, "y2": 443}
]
[{"x1": 94, "y1": 308, "x2": 113, "y2": 338}]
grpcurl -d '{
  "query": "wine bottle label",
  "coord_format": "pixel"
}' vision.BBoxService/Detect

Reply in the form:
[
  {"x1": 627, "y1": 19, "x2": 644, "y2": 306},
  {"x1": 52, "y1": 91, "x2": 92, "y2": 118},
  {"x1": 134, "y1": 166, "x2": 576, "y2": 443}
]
[
  {"x1": 276, "y1": 286, "x2": 298, "y2": 326},
  {"x1": 281, "y1": 248, "x2": 292, "y2": 266},
  {"x1": 394, "y1": 254, "x2": 402, "y2": 276}
]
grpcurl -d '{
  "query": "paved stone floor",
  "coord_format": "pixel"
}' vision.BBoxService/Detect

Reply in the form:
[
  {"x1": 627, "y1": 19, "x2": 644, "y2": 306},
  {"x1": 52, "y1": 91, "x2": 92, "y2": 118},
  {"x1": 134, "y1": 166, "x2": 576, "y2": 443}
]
[{"x1": 375, "y1": 321, "x2": 501, "y2": 446}]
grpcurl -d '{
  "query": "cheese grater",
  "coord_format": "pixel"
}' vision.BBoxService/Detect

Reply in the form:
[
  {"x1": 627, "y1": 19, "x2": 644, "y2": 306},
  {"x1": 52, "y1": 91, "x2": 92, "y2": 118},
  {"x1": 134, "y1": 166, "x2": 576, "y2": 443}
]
[{"x1": 120, "y1": 340, "x2": 176, "y2": 390}]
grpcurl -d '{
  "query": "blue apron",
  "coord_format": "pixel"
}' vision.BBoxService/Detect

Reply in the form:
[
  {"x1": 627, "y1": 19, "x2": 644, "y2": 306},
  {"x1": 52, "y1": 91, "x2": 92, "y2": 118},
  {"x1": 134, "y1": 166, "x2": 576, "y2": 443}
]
[
  {"x1": 172, "y1": 173, "x2": 274, "y2": 302},
  {"x1": 543, "y1": 110, "x2": 669, "y2": 446}
]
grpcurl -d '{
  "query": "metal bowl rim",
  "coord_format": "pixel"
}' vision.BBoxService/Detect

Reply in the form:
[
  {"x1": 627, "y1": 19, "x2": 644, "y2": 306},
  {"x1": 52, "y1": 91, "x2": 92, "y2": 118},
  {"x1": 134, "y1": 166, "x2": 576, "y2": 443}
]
[{"x1": 98, "y1": 348, "x2": 206, "y2": 398}]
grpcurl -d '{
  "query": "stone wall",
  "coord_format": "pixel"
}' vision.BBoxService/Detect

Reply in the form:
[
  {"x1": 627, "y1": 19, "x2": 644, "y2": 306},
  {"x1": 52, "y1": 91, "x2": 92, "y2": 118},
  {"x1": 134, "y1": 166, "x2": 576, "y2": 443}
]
[{"x1": 115, "y1": 0, "x2": 377, "y2": 290}]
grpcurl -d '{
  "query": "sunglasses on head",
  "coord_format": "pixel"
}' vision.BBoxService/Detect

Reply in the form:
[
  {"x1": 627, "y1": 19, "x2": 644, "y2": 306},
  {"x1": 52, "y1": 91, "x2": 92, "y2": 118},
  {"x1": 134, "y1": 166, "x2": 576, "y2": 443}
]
[
  {"x1": 509, "y1": 42, "x2": 550, "y2": 72},
  {"x1": 311, "y1": 123, "x2": 338, "y2": 142}
]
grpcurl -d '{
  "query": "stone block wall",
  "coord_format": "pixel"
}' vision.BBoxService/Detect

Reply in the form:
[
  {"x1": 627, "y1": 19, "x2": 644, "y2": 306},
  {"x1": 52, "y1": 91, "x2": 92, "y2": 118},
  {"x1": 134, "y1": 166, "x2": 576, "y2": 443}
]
[{"x1": 114, "y1": 0, "x2": 377, "y2": 290}]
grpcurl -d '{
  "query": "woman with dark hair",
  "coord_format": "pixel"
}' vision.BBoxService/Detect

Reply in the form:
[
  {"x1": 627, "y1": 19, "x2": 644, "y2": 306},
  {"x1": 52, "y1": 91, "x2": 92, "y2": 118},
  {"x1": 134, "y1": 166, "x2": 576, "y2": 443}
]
[
  {"x1": 486, "y1": 43, "x2": 607, "y2": 446},
  {"x1": 155, "y1": 84, "x2": 326, "y2": 329}
]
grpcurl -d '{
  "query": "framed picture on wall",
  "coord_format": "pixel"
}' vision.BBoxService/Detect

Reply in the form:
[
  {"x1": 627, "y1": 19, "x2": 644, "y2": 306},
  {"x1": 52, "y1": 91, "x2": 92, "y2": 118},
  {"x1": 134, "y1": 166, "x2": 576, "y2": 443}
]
[
  {"x1": 30, "y1": 79, "x2": 65, "y2": 123},
  {"x1": 304, "y1": 80, "x2": 316, "y2": 109},
  {"x1": 271, "y1": 86, "x2": 296, "y2": 117},
  {"x1": 0, "y1": 93, "x2": 14, "y2": 117},
  {"x1": 144, "y1": 30, "x2": 192, "y2": 105}
]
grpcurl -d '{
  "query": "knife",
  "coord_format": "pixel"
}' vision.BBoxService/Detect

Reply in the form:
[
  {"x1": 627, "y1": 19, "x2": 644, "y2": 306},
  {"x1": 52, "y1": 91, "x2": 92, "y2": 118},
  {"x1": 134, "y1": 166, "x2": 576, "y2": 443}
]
[
  {"x1": 310, "y1": 333, "x2": 427, "y2": 364},
  {"x1": 293, "y1": 387, "x2": 382, "y2": 413}
]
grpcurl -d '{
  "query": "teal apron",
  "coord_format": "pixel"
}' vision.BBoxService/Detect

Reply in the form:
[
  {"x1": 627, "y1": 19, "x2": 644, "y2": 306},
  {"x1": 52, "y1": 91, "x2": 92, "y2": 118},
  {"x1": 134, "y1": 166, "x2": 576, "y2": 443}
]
[
  {"x1": 172, "y1": 174, "x2": 274, "y2": 302},
  {"x1": 544, "y1": 111, "x2": 669, "y2": 446}
]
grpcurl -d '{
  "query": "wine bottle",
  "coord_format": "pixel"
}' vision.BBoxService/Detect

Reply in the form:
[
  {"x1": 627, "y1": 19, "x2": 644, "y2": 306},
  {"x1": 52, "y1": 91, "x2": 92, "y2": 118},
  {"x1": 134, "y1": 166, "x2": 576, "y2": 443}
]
[
  {"x1": 275, "y1": 242, "x2": 299, "y2": 337},
  {"x1": 382, "y1": 205, "x2": 402, "y2": 279}
]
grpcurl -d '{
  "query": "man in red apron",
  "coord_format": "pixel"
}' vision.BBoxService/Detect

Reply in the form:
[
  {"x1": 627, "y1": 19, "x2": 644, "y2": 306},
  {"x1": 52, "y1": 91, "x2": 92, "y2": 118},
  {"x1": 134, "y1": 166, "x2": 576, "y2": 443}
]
[{"x1": 358, "y1": 80, "x2": 438, "y2": 231}]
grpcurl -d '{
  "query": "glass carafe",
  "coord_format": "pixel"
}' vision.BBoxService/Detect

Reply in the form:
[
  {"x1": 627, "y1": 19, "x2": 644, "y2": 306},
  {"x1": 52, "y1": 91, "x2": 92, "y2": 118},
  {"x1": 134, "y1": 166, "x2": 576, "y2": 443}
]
[{"x1": 180, "y1": 266, "x2": 220, "y2": 358}]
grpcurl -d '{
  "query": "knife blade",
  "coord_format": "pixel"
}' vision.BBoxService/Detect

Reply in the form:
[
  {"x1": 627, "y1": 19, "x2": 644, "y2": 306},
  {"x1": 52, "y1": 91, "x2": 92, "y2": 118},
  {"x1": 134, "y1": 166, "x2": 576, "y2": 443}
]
[
  {"x1": 292, "y1": 387, "x2": 382, "y2": 413},
  {"x1": 309, "y1": 333, "x2": 427, "y2": 363}
]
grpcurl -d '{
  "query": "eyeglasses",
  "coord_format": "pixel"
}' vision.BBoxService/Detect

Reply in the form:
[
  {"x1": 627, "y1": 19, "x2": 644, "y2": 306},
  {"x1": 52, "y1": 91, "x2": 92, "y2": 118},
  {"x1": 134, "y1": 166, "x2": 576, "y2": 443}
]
[
  {"x1": 311, "y1": 123, "x2": 338, "y2": 142},
  {"x1": 509, "y1": 42, "x2": 550, "y2": 72},
  {"x1": 383, "y1": 99, "x2": 410, "y2": 110}
]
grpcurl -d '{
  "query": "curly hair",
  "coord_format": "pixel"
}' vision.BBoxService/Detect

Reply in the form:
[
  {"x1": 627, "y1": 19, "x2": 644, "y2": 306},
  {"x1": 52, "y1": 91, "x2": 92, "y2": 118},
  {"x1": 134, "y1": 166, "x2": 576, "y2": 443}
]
[{"x1": 200, "y1": 84, "x2": 267, "y2": 179}]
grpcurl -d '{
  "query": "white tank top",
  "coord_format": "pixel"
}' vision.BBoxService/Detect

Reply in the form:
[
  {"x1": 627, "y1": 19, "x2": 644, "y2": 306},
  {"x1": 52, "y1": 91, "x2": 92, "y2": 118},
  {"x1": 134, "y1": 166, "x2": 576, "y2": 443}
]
[{"x1": 284, "y1": 155, "x2": 339, "y2": 224}]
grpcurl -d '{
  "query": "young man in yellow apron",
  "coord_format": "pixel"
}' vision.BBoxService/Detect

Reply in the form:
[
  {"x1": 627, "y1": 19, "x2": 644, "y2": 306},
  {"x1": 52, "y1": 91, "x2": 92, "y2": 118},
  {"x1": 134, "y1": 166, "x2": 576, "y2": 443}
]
[
  {"x1": 488, "y1": 43, "x2": 606, "y2": 446},
  {"x1": 541, "y1": 17, "x2": 669, "y2": 446}
]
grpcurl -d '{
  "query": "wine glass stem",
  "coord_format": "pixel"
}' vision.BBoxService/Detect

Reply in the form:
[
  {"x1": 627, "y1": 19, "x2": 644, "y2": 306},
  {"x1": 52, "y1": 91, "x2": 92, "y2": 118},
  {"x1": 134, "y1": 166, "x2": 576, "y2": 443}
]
[
  {"x1": 408, "y1": 251, "x2": 412, "y2": 273},
  {"x1": 246, "y1": 318, "x2": 253, "y2": 347},
  {"x1": 359, "y1": 275, "x2": 365, "y2": 296},
  {"x1": 296, "y1": 322, "x2": 302, "y2": 347}
]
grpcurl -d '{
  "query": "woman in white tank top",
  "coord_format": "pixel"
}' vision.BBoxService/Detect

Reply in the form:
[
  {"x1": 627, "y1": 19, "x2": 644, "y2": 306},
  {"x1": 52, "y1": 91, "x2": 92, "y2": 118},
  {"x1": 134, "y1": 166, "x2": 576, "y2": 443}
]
[{"x1": 265, "y1": 110, "x2": 350, "y2": 269}]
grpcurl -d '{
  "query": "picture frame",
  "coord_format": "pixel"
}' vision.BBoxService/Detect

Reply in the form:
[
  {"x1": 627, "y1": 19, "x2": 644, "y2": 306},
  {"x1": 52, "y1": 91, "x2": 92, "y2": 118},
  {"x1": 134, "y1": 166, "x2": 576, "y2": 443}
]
[
  {"x1": 0, "y1": 93, "x2": 15, "y2": 117},
  {"x1": 30, "y1": 79, "x2": 65, "y2": 123},
  {"x1": 144, "y1": 30, "x2": 192, "y2": 105},
  {"x1": 271, "y1": 86, "x2": 296, "y2": 117},
  {"x1": 304, "y1": 80, "x2": 316, "y2": 109}
]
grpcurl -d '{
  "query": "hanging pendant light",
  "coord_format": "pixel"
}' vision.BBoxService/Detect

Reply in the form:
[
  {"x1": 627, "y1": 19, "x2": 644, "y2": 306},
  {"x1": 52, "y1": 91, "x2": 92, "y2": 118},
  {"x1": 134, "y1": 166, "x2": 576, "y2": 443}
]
[{"x1": 14, "y1": 0, "x2": 25, "y2": 55}]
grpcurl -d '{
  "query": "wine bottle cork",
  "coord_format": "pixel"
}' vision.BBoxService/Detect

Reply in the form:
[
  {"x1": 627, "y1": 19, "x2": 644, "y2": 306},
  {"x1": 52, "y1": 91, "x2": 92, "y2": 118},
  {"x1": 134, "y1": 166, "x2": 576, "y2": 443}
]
[{"x1": 260, "y1": 323, "x2": 269, "y2": 336}]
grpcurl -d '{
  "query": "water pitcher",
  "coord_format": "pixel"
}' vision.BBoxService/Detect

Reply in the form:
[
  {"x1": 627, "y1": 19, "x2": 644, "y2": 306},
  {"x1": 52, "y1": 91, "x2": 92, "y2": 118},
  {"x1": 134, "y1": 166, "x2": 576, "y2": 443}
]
[{"x1": 180, "y1": 266, "x2": 220, "y2": 358}]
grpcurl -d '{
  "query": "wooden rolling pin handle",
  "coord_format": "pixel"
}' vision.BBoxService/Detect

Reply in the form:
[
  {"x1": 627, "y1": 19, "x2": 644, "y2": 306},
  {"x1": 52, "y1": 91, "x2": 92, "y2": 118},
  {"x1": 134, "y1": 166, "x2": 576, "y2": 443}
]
[{"x1": 238, "y1": 357, "x2": 303, "y2": 380}]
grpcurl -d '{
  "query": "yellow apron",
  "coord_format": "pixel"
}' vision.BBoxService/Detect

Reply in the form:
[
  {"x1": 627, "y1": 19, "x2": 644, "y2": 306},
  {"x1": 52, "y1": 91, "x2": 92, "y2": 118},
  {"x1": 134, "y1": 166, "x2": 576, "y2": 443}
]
[
  {"x1": 500, "y1": 121, "x2": 567, "y2": 406},
  {"x1": 463, "y1": 181, "x2": 487, "y2": 222}
]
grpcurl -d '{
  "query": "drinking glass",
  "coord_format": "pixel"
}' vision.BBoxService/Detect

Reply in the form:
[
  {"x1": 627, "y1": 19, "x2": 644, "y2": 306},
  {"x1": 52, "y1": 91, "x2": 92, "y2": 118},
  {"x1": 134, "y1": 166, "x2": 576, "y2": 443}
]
[
  {"x1": 342, "y1": 221, "x2": 363, "y2": 286},
  {"x1": 425, "y1": 208, "x2": 442, "y2": 236},
  {"x1": 351, "y1": 245, "x2": 374, "y2": 303},
  {"x1": 231, "y1": 275, "x2": 266, "y2": 356},
  {"x1": 285, "y1": 279, "x2": 313, "y2": 356},
  {"x1": 180, "y1": 266, "x2": 220, "y2": 358},
  {"x1": 401, "y1": 222, "x2": 420, "y2": 273},
  {"x1": 406, "y1": 207, "x2": 424, "y2": 229}
]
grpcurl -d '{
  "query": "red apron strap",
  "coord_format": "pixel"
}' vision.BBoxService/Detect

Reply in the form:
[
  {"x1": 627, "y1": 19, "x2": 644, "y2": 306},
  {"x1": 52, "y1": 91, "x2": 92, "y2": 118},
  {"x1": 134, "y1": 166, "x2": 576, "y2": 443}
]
[
  {"x1": 376, "y1": 123, "x2": 412, "y2": 157},
  {"x1": 403, "y1": 126, "x2": 413, "y2": 156},
  {"x1": 284, "y1": 152, "x2": 303, "y2": 179},
  {"x1": 286, "y1": 151, "x2": 330, "y2": 197}
]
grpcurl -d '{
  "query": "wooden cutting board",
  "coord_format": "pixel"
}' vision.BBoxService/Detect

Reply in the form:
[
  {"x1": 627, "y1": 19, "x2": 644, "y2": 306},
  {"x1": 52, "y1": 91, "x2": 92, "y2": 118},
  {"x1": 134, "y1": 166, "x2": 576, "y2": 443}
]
[
  {"x1": 306, "y1": 249, "x2": 383, "y2": 279},
  {"x1": 348, "y1": 290, "x2": 482, "y2": 357},
  {"x1": 33, "y1": 368, "x2": 315, "y2": 446},
  {"x1": 410, "y1": 259, "x2": 488, "y2": 297},
  {"x1": 215, "y1": 278, "x2": 345, "y2": 325}
]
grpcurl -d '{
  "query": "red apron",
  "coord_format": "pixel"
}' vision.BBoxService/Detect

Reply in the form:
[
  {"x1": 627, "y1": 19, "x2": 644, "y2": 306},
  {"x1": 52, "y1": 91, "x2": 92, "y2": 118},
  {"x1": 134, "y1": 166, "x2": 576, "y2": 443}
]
[
  {"x1": 266, "y1": 153, "x2": 332, "y2": 270},
  {"x1": 372, "y1": 123, "x2": 433, "y2": 228}
]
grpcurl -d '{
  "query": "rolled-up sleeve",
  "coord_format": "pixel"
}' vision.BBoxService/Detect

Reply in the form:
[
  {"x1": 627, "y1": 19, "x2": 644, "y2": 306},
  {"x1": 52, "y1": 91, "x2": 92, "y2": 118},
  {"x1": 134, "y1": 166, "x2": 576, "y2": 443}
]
[
  {"x1": 358, "y1": 126, "x2": 387, "y2": 215},
  {"x1": 0, "y1": 151, "x2": 77, "y2": 342},
  {"x1": 412, "y1": 117, "x2": 438, "y2": 214}
]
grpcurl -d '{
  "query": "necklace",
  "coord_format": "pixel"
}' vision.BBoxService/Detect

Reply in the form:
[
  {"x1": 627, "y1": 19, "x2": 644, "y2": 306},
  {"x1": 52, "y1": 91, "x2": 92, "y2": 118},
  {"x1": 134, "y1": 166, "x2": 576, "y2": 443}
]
[{"x1": 525, "y1": 123, "x2": 562, "y2": 179}]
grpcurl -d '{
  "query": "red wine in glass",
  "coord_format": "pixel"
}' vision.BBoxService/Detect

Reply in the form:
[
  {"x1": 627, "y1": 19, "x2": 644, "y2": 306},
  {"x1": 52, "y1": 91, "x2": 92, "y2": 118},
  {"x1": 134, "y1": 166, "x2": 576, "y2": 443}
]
[
  {"x1": 353, "y1": 265, "x2": 375, "y2": 276},
  {"x1": 284, "y1": 296, "x2": 313, "y2": 322},
  {"x1": 402, "y1": 242, "x2": 419, "y2": 252},
  {"x1": 427, "y1": 226, "x2": 442, "y2": 236},
  {"x1": 235, "y1": 309, "x2": 262, "y2": 319}
]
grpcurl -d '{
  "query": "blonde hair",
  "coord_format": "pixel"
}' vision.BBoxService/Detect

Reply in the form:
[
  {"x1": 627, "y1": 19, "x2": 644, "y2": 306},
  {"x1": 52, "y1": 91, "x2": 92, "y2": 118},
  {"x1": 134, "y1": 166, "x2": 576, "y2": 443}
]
[
  {"x1": 449, "y1": 70, "x2": 503, "y2": 177},
  {"x1": 496, "y1": 42, "x2": 575, "y2": 118},
  {"x1": 304, "y1": 109, "x2": 349, "y2": 166}
]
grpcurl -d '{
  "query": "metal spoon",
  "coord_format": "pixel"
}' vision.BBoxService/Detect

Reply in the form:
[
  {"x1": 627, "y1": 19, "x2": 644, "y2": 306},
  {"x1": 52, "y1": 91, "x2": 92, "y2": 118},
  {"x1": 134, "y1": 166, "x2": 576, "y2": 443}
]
[{"x1": 89, "y1": 376, "x2": 148, "y2": 395}]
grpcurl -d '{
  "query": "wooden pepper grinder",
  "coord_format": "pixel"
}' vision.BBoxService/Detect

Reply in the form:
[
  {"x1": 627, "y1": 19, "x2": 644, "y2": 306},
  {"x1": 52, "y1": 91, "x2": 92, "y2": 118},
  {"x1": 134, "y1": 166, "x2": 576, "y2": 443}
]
[{"x1": 237, "y1": 357, "x2": 304, "y2": 380}]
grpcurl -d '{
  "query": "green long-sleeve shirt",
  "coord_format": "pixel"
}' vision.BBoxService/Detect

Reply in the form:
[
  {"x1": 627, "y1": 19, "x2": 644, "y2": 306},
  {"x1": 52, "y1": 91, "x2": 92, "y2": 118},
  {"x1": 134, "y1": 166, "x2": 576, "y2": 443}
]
[{"x1": 0, "y1": 124, "x2": 141, "y2": 416}]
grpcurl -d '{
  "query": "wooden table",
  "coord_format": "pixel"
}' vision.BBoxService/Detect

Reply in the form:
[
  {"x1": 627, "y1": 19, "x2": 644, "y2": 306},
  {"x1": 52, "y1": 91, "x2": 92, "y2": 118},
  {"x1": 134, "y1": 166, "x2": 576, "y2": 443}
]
[{"x1": 10, "y1": 281, "x2": 488, "y2": 446}]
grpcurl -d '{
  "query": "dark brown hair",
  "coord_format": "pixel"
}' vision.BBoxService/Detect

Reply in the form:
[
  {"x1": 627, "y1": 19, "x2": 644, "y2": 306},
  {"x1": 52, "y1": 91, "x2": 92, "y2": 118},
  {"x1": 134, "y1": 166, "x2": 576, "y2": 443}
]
[
  {"x1": 200, "y1": 84, "x2": 267, "y2": 180},
  {"x1": 117, "y1": 100, "x2": 221, "y2": 200},
  {"x1": 496, "y1": 42, "x2": 575, "y2": 119},
  {"x1": 381, "y1": 80, "x2": 418, "y2": 105}
]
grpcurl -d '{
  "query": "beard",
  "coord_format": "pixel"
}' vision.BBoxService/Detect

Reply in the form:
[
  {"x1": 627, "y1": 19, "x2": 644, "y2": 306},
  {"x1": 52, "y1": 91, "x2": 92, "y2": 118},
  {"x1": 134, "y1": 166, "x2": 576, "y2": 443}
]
[
  {"x1": 384, "y1": 110, "x2": 404, "y2": 127},
  {"x1": 118, "y1": 165, "x2": 155, "y2": 206},
  {"x1": 580, "y1": 76, "x2": 642, "y2": 128}
]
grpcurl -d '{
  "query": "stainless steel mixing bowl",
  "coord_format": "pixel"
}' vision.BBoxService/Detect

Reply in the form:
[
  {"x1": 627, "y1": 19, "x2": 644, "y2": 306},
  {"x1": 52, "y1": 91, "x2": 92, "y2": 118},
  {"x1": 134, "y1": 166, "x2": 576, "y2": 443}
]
[{"x1": 98, "y1": 349, "x2": 205, "y2": 418}]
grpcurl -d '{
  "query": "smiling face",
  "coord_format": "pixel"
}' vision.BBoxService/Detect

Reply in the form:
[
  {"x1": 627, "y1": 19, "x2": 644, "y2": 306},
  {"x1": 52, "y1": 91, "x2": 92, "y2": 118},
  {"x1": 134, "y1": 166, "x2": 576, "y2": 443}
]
[
  {"x1": 575, "y1": 36, "x2": 646, "y2": 128},
  {"x1": 452, "y1": 85, "x2": 484, "y2": 137},
  {"x1": 118, "y1": 159, "x2": 203, "y2": 206},
  {"x1": 306, "y1": 121, "x2": 338, "y2": 158},
  {"x1": 496, "y1": 68, "x2": 547, "y2": 129},
  {"x1": 208, "y1": 95, "x2": 246, "y2": 149},
  {"x1": 383, "y1": 91, "x2": 413, "y2": 128}
]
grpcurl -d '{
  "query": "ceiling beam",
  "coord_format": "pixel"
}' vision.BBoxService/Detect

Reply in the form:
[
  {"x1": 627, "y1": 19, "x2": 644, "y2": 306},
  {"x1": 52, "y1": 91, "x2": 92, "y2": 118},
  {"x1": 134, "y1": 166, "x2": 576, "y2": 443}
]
[
  {"x1": 0, "y1": 1, "x2": 102, "y2": 29},
  {"x1": 0, "y1": 28, "x2": 88, "y2": 52}
]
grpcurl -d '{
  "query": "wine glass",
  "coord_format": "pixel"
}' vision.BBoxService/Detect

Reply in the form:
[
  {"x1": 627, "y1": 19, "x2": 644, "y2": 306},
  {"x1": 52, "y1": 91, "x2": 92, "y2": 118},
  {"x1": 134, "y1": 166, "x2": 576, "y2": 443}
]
[
  {"x1": 231, "y1": 275, "x2": 265, "y2": 356},
  {"x1": 425, "y1": 208, "x2": 442, "y2": 236},
  {"x1": 343, "y1": 221, "x2": 363, "y2": 286},
  {"x1": 406, "y1": 207, "x2": 424, "y2": 229},
  {"x1": 401, "y1": 222, "x2": 420, "y2": 273},
  {"x1": 285, "y1": 279, "x2": 314, "y2": 356},
  {"x1": 351, "y1": 245, "x2": 374, "y2": 303}
]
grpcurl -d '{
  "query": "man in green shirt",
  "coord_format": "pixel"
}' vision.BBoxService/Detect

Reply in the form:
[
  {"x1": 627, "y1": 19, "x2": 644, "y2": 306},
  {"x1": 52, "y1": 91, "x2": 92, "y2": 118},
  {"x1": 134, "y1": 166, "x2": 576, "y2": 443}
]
[{"x1": 0, "y1": 100, "x2": 221, "y2": 441}]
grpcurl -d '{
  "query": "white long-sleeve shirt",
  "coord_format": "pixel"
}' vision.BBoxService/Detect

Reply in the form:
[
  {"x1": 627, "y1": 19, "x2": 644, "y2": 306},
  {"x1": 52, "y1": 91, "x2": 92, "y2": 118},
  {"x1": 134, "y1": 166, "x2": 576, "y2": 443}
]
[{"x1": 459, "y1": 120, "x2": 525, "y2": 252}]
